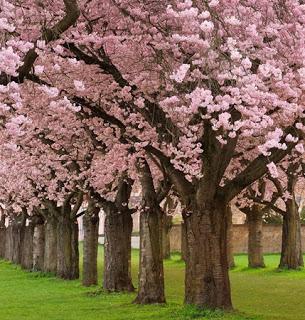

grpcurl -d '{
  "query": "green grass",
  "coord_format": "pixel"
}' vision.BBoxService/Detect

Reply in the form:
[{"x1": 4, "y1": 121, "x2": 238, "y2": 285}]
[{"x1": 0, "y1": 248, "x2": 305, "y2": 320}]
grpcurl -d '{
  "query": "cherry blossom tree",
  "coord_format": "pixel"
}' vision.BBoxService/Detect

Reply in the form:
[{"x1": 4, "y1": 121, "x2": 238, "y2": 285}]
[
  {"x1": 2, "y1": 0, "x2": 305, "y2": 310},
  {"x1": 56, "y1": 0, "x2": 305, "y2": 309},
  {"x1": 242, "y1": 158, "x2": 305, "y2": 269}
]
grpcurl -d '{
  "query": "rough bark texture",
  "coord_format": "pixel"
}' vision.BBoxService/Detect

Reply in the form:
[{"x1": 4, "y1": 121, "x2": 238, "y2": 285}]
[
  {"x1": 54, "y1": 203, "x2": 80, "y2": 280},
  {"x1": 135, "y1": 207, "x2": 165, "y2": 304},
  {"x1": 102, "y1": 176, "x2": 134, "y2": 292},
  {"x1": 247, "y1": 206, "x2": 265, "y2": 268},
  {"x1": 227, "y1": 206, "x2": 235, "y2": 269},
  {"x1": 44, "y1": 215, "x2": 58, "y2": 273},
  {"x1": 0, "y1": 215, "x2": 6, "y2": 259},
  {"x1": 184, "y1": 199, "x2": 232, "y2": 310},
  {"x1": 56, "y1": 212, "x2": 74, "y2": 279},
  {"x1": 134, "y1": 161, "x2": 165, "y2": 304},
  {"x1": 33, "y1": 224, "x2": 45, "y2": 271},
  {"x1": 162, "y1": 215, "x2": 172, "y2": 259},
  {"x1": 12, "y1": 215, "x2": 26, "y2": 265},
  {"x1": 21, "y1": 222, "x2": 35, "y2": 270},
  {"x1": 82, "y1": 206, "x2": 99, "y2": 286},
  {"x1": 103, "y1": 203, "x2": 134, "y2": 292},
  {"x1": 4, "y1": 223, "x2": 13, "y2": 261},
  {"x1": 279, "y1": 199, "x2": 303, "y2": 269},
  {"x1": 71, "y1": 220, "x2": 79, "y2": 279}
]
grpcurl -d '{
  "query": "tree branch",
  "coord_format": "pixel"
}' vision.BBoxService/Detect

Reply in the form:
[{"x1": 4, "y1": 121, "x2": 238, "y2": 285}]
[
  {"x1": 220, "y1": 129, "x2": 298, "y2": 201},
  {"x1": 0, "y1": 0, "x2": 80, "y2": 85}
]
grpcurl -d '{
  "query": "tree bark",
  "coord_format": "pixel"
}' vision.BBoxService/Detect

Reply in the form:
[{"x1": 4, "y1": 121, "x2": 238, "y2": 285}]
[
  {"x1": 134, "y1": 160, "x2": 165, "y2": 304},
  {"x1": 71, "y1": 219, "x2": 79, "y2": 279},
  {"x1": 4, "y1": 223, "x2": 13, "y2": 261},
  {"x1": 103, "y1": 203, "x2": 134, "y2": 292},
  {"x1": 54, "y1": 203, "x2": 80, "y2": 280},
  {"x1": 184, "y1": 199, "x2": 232, "y2": 310},
  {"x1": 227, "y1": 206, "x2": 235, "y2": 269},
  {"x1": 162, "y1": 214, "x2": 172, "y2": 259},
  {"x1": 0, "y1": 215, "x2": 6, "y2": 259},
  {"x1": 33, "y1": 223, "x2": 45, "y2": 271},
  {"x1": 135, "y1": 206, "x2": 165, "y2": 304},
  {"x1": 12, "y1": 215, "x2": 26, "y2": 265},
  {"x1": 279, "y1": 199, "x2": 303, "y2": 269},
  {"x1": 44, "y1": 215, "x2": 58, "y2": 273},
  {"x1": 247, "y1": 206, "x2": 265, "y2": 268},
  {"x1": 82, "y1": 207, "x2": 99, "y2": 286},
  {"x1": 21, "y1": 220, "x2": 35, "y2": 270},
  {"x1": 56, "y1": 212, "x2": 73, "y2": 279}
]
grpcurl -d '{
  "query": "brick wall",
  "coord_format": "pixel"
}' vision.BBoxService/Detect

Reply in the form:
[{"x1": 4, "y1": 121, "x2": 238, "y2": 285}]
[{"x1": 169, "y1": 224, "x2": 305, "y2": 254}]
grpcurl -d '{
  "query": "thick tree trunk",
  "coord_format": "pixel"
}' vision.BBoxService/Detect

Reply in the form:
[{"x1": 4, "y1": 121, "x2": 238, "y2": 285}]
[
  {"x1": 227, "y1": 206, "x2": 235, "y2": 269},
  {"x1": 162, "y1": 215, "x2": 172, "y2": 259},
  {"x1": 33, "y1": 224, "x2": 45, "y2": 271},
  {"x1": 55, "y1": 203, "x2": 80, "y2": 280},
  {"x1": 56, "y1": 212, "x2": 74, "y2": 279},
  {"x1": 135, "y1": 207, "x2": 165, "y2": 304},
  {"x1": 103, "y1": 203, "x2": 134, "y2": 292},
  {"x1": 82, "y1": 209, "x2": 99, "y2": 286},
  {"x1": 279, "y1": 199, "x2": 303, "y2": 269},
  {"x1": 21, "y1": 221, "x2": 34, "y2": 270},
  {"x1": 44, "y1": 215, "x2": 58, "y2": 273},
  {"x1": 0, "y1": 228, "x2": 5, "y2": 259},
  {"x1": 0, "y1": 215, "x2": 6, "y2": 259},
  {"x1": 4, "y1": 223, "x2": 13, "y2": 261},
  {"x1": 135, "y1": 160, "x2": 165, "y2": 304},
  {"x1": 247, "y1": 206, "x2": 265, "y2": 268},
  {"x1": 184, "y1": 200, "x2": 232, "y2": 310},
  {"x1": 71, "y1": 220, "x2": 79, "y2": 279},
  {"x1": 12, "y1": 215, "x2": 26, "y2": 265}
]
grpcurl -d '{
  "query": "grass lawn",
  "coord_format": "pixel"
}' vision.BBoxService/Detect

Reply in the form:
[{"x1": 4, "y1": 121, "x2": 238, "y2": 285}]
[{"x1": 0, "y1": 247, "x2": 305, "y2": 320}]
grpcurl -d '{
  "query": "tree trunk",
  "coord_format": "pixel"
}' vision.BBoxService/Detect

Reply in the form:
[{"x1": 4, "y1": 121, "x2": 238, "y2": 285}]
[
  {"x1": 33, "y1": 224, "x2": 45, "y2": 271},
  {"x1": 82, "y1": 209, "x2": 99, "y2": 286},
  {"x1": 247, "y1": 206, "x2": 265, "y2": 268},
  {"x1": 184, "y1": 200, "x2": 232, "y2": 310},
  {"x1": 227, "y1": 206, "x2": 235, "y2": 269},
  {"x1": 56, "y1": 212, "x2": 73, "y2": 279},
  {"x1": 162, "y1": 214, "x2": 172, "y2": 259},
  {"x1": 181, "y1": 222, "x2": 187, "y2": 261},
  {"x1": 71, "y1": 219, "x2": 79, "y2": 279},
  {"x1": 135, "y1": 207, "x2": 165, "y2": 304},
  {"x1": 44, "y1": 215, "x2": 58, "y2": 273},
  {"x1": 4, "y1": 223, "x2": 13, "y2": 261},
  {"x1": 134, "y1": 160, "x2": 165, "y2": 304},
  {"x1": 21, "y1": 221, "x2": 34, "y2": 270},
  {"x1": 12, "y1": 215, "x2": 26, "y2": 265},
  {"x1": 103, "y1": 203, "x2": 134, "y2": 292},
  {"x1": 279, "y1": 199, "x2": 303, "y2": 269},
  {"x1": 0, "y1": 215, "x2": 6, "y2": 259},
  {"x1": 55, "y1": 204, "x2": 80, "y2": 280}
]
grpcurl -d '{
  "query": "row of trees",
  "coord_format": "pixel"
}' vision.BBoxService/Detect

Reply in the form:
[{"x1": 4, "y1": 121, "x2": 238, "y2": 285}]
[
  {"x1": 238, "y1": 163, "x2": 305, "y2": 270},
  {"x1": 1, "y1": 0, "x2": 305, "y2": 311}
]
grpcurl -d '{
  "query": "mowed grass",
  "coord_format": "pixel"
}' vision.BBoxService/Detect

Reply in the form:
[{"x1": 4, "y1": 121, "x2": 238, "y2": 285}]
[{"x1": 0, "y1": 247, "x2": 305, "y2": 320}]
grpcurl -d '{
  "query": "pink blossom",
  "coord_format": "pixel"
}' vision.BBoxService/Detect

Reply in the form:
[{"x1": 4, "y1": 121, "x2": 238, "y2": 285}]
[
  {"x1": 267, "y1": 162, "x2": 279, "y2": 178},
  {"x1": 39, "y1": 86, "x2": 59, "y2": 98},
  {"x1": 74, "y1": 80, "x2": 86, "y2": 92},
  {"x1": 34, "y1": 65, "x2": 44, "y2": 75},
  {"x1": 295, "y1": 143, "x2": 304, "y2": 154},
  {"x1": 170, "y1": 64, "x2": 190, "y2": 83}
]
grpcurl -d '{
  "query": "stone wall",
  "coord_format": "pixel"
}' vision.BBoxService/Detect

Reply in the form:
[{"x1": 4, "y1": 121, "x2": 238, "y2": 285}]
[{"x1": 169, "y1": 224, "x2": 305, "y2": 254}]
